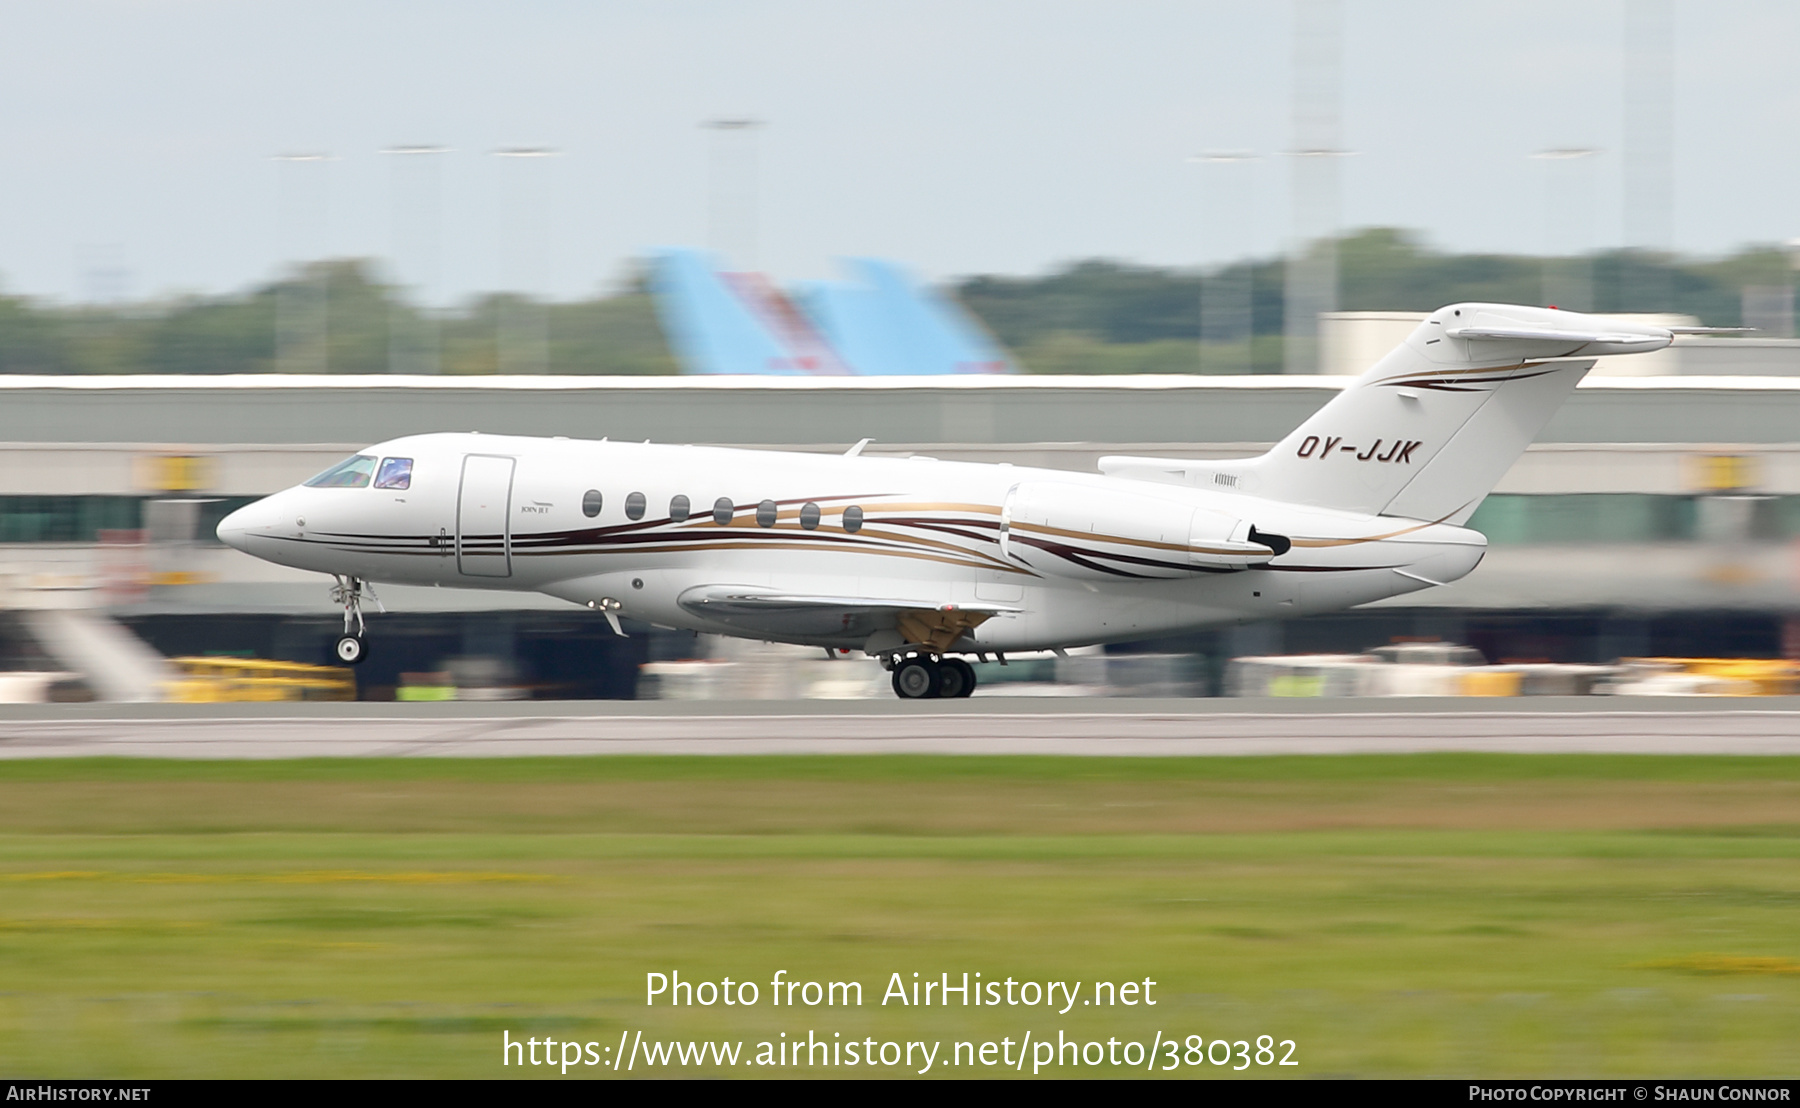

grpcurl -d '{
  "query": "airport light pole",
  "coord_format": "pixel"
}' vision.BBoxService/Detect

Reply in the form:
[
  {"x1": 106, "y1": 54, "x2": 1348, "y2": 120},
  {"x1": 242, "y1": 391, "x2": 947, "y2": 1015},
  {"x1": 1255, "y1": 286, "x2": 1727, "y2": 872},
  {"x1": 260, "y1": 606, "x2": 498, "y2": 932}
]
[
  {"x1": 493, "y1": 147, "x2": 559, "y2": 375},
  {"x1": 380, "y1": 145, "x2": 450, "y2": 375},
  {"x1": 1530, "y1": 148, "x2": 1598, "y2": 312},
  {"x1": 1190, "y1": 152, "x2": 1260, "y2": 373},
  {"x1": 1281, "y1": 147, "x2": 1355, "y2": 376},
  {"x1": 1623, "y1": 0, "x2": 1674, "y2": 313},
  {"x1": 272, "y1": 152, "x2": 333, "y2": 374},
  {"x1": 1774, "y1": 238, "x2": 1800, "y2": 338},
  {"x1": 1285, "y1": 0, "x2": 1345, "y2": 375},
  {"x1": 702, "y1": 119, "x2": 762, "y2": 270}
]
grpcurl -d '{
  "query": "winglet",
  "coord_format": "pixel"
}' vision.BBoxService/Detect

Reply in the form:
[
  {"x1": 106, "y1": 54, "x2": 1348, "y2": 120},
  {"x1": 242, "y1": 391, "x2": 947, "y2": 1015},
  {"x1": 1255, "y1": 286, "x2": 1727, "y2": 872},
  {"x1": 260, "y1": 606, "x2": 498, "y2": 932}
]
[{"x1": 844, "y1": 438, "x2": 872, "y2": 457}]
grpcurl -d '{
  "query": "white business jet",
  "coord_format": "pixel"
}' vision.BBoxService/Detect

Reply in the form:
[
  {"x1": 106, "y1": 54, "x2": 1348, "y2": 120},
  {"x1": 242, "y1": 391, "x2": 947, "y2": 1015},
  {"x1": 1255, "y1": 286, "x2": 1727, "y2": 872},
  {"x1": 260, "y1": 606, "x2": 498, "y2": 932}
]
[{"x1": 217, "y1": 303, "x2": 1686, "y2": 699}]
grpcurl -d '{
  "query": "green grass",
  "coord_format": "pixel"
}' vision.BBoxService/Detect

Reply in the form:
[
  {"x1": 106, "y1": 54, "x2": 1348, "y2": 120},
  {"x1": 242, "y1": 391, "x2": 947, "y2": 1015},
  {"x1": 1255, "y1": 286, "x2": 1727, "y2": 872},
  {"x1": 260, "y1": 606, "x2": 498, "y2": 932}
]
[{"x1": 2, "y1": 755, "x2": 1798, "y2": 1078}]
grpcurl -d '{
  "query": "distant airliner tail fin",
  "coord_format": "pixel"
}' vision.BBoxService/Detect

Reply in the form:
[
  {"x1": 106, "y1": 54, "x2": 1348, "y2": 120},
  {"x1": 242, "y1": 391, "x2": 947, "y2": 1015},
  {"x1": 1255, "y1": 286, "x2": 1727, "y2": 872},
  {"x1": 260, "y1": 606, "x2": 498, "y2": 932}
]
[
  {"x1": 648, "y1": 248, "x2": 850, "y2": 376},
  {"x1": 799, "y1": 258, "x2": 1015, "y2": 375}
]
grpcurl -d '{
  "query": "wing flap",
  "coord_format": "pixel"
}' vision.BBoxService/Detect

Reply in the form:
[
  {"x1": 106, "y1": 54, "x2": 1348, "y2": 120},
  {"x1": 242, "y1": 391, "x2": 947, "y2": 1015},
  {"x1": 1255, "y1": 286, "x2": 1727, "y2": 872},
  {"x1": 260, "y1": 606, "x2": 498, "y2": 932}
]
[
  {"x1": 679, "y1": 585, "x2": 1019, "y2": 617},
  {"x1": 676, "y1": 584, "x2": 1017, "y2": 650}
]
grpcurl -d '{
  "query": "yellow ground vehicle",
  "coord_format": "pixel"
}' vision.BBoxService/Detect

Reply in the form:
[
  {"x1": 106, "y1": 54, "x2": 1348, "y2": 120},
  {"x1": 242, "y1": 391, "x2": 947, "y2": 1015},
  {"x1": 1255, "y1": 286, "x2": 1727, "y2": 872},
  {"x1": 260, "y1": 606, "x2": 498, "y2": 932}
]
[
  {"x1": 165, "y1": 656, "x2": 357, "y2": 702},
  {"x1": 1613, "y1": 658, "x2": 1800, "y2": 696}
]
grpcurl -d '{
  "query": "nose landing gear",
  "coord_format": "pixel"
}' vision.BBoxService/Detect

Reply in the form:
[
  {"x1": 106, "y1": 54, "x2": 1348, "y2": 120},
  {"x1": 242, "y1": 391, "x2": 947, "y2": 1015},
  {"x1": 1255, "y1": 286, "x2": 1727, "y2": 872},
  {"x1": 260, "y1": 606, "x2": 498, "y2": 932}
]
[
  {"x1": 886, "y1": 653, "x2": 977, "y2": 699},
  {"x1": 330, "y1": 575, "x2": 383, "y2": 666}
]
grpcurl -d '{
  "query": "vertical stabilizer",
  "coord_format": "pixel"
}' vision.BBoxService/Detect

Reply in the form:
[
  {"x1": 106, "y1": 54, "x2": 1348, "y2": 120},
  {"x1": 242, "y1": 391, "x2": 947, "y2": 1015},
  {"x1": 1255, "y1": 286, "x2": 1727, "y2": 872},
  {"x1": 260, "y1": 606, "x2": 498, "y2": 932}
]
[
  {"x1": 648, "y1": 248, "x2": 850, "y2": 375},
  {"x1": 799, "y1": 258, "x2": 1015, "y2": 376},
  {"x1": 1244, "y1": 304, "x2": 1675, "y2": 523}
]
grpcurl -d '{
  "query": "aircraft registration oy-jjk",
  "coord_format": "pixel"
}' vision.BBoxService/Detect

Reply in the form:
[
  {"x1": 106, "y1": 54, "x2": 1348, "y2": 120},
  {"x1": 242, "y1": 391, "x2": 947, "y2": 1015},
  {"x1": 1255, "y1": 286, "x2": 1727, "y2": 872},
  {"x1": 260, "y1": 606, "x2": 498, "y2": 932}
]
[{"x1": 217, "y1": 304, "x2": 1704, "y2": 699}]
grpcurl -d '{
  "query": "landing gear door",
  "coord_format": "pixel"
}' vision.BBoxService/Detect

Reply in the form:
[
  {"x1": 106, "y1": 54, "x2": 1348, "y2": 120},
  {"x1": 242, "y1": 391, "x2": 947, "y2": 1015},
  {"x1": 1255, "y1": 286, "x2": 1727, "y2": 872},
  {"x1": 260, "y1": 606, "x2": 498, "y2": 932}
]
[{"x1": 457, "y1": 454, "x2": 515, "y2": 578}]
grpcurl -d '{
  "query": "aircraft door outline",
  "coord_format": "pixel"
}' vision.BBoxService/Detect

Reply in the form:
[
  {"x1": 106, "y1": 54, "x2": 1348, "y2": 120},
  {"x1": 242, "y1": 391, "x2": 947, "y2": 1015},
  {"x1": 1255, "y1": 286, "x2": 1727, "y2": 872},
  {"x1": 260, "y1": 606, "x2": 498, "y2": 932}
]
[{"x1": 457, "y1": 454, "x2": 516, "y2": 578}]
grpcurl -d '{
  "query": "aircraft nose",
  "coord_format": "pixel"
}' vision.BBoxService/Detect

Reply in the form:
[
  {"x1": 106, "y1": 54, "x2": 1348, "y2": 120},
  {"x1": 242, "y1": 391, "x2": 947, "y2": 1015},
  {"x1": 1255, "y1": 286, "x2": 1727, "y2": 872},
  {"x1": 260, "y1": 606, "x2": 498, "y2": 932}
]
[
  {"x1": 215, "y1": 505, "x2": 249, "y2": 551},
  {"x1": 216, "y1": 498, "x2": 272, "y2": 552}
]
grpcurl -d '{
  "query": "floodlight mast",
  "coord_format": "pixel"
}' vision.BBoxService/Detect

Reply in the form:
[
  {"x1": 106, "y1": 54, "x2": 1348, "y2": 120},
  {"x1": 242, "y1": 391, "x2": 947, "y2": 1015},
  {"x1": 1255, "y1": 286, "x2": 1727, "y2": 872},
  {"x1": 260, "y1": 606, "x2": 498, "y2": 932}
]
[
  {"x1": 1531, "y1": 148, "x2": 1599, "y2": 311},
  {"x1": 271, "y1": 152, "x2": 335, "y2": 374},
  {"x1": 1189, "y1": 152, "x2": 1262, "y2": 373},
  {"x1": 702, "y1": 119, "x2": 764, "y2": 270},
  {"x1": 380, "y1": 145, "x2": 451, "y2": 375},
  {"x1": 491, "y1": 147, "x2": 561, "y2": 374}
]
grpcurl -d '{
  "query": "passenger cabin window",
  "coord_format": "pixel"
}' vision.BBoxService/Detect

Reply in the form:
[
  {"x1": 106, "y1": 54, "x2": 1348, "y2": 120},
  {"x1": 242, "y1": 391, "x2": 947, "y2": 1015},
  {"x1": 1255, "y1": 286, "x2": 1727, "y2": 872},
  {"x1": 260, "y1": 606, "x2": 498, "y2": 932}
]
[
  {"x1": 712, "y1": 497, "x2": 734, "y2": 525},
  {"x1": 756, "y1": 499, "x2": 777, "y2": 528},
  {"x1": 625, "y1": 492, "x2": 647, "y2": 521},
  {"x1": 843, "y1": 505, "x2": 864, "y2": 533},
  {"x1": 303, "y1": 455, "x2": 376, "y2": 489},
  {"x1": 669, "y1": 494, "x2": 690, "y2": 523},
  {"x1": 374, "y1": 457, "x2": 413, "y2": 490},
  {"x1": 800, "y1": 502, "x2": 821, "y2": 530},
  {"x1": 582, "y1": 490, "x2": 603, "y2": 518}
]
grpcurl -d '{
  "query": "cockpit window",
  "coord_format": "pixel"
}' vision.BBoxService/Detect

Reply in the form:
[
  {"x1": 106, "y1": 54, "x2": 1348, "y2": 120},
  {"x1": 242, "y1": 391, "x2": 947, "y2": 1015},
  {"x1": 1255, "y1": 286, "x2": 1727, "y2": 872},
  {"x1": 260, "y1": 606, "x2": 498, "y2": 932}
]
[
  {"x1": 374, "y1": 457, "x2": 413, "y2": 490},
  {"x1": 303, "y1": 455, "x2": 377, "y2": 489}
]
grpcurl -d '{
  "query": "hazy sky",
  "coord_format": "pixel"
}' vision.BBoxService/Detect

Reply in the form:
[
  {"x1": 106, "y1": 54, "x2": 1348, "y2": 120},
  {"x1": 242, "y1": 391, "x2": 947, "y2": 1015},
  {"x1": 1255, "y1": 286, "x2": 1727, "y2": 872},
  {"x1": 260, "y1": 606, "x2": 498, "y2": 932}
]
[{"x1": 1, "y1": 1, "x2": 1796, "y2": 304}]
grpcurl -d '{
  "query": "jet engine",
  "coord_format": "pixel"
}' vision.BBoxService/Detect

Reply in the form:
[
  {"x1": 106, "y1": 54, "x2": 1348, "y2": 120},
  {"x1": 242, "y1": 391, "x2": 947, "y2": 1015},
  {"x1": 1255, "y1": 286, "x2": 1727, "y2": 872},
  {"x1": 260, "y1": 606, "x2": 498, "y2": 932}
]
[{"x1": 1000, "y1": 481, "x2": 1281, "y2": 580}]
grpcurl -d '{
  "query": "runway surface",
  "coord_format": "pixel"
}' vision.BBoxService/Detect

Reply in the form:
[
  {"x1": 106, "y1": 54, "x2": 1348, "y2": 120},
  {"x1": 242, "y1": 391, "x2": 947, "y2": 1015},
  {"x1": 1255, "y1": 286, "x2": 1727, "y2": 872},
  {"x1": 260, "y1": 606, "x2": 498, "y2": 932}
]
[{"x1": 4, "y1": 698, "x2": 1800, "y2": 757}]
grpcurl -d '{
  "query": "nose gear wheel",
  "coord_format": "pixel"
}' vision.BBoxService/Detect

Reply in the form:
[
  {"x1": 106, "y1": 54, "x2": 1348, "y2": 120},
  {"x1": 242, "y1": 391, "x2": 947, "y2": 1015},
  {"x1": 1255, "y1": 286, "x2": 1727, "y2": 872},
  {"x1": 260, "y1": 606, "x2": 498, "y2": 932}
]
[{"x1": 329, "y1": 575, "x2": 383, "y2": 666}]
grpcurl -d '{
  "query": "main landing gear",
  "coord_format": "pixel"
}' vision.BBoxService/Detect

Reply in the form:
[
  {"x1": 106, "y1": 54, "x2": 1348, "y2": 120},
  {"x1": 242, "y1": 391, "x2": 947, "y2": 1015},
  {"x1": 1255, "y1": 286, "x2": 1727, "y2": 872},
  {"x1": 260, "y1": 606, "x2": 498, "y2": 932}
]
[
  {"x1": 886, "y1": 654, "x2": 977, "y2": 700},
  {"x1": 330, "y1": 575, "x2": 383, "y2": 666}
]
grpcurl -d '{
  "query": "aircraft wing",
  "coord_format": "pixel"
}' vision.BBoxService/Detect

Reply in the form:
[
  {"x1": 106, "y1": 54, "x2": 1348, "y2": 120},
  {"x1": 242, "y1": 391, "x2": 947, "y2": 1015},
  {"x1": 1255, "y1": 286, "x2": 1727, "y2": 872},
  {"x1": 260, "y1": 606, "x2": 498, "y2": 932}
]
[
  {"x1": 677, "y1": 584, "x2": 1018, "y2": 648},
  {"x1": 680, "y1": 587, "x2": 1019, "y2": 615}
]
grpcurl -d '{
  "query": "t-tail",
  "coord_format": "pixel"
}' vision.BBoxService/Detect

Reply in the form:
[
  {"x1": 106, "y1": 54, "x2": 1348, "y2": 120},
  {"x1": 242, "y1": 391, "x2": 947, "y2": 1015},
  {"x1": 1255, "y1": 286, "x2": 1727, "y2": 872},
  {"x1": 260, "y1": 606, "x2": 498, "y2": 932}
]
[{"x1": 1242, "y1": 304, "x2": 1684, "y2": 524}]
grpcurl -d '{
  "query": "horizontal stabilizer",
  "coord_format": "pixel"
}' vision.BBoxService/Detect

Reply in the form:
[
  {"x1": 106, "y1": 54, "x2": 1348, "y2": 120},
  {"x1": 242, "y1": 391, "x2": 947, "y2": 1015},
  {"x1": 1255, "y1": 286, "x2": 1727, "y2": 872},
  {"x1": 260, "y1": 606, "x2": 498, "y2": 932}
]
[
  {"x1": 1443, "y1": 325, "x2": 1672, "y2": 355},
  {"x1": 1446, "y1": 326, "x2": 1650, "y2": 344}
]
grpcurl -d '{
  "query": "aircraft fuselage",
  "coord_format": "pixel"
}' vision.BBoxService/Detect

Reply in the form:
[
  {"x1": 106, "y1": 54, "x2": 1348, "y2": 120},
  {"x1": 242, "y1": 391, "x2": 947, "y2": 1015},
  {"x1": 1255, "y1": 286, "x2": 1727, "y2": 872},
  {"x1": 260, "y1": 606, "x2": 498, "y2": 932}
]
[{"x1": 219, "y1": 431, "x2": 1485, "y2": 655}]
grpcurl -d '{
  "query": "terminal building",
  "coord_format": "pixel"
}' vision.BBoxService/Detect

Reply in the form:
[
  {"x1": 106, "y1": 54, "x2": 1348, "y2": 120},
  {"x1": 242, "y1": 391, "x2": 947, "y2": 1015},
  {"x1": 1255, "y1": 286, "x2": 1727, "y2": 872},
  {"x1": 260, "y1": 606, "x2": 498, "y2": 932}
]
[{"x1": 2, "y1": 365, "x2": 1799, "y2": 698}]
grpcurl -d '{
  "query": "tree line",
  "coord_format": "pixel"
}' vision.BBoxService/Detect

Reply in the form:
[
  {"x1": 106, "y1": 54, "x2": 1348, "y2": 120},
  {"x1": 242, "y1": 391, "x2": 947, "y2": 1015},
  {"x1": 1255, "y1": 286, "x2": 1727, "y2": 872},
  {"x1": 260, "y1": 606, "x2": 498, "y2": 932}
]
[
  {"x1": 0, "y1": 229, "x2": 1789, "y2": 375},
  {"x1": 959, "y1": 228, "x2": 1794, "y2": 374},
  {"x1": 0, "y1": 261, "x2": 676, "y2": 376}
]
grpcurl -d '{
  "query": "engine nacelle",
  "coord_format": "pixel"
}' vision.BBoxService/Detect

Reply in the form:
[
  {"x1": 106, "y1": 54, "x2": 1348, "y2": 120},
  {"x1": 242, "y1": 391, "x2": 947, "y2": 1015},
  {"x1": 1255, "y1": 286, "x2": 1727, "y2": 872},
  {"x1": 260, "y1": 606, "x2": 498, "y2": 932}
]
[{"x1": 1000, "y1": 481, "x2": 1278, "y2": 580}]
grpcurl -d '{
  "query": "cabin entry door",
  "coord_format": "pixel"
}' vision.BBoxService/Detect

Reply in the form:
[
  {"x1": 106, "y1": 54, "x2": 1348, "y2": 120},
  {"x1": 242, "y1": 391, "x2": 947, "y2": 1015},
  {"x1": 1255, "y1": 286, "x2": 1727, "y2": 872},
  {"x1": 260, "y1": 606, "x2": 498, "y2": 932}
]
[{"x1": 457, "y1": 455, "x2": 515, "y2": 577}]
